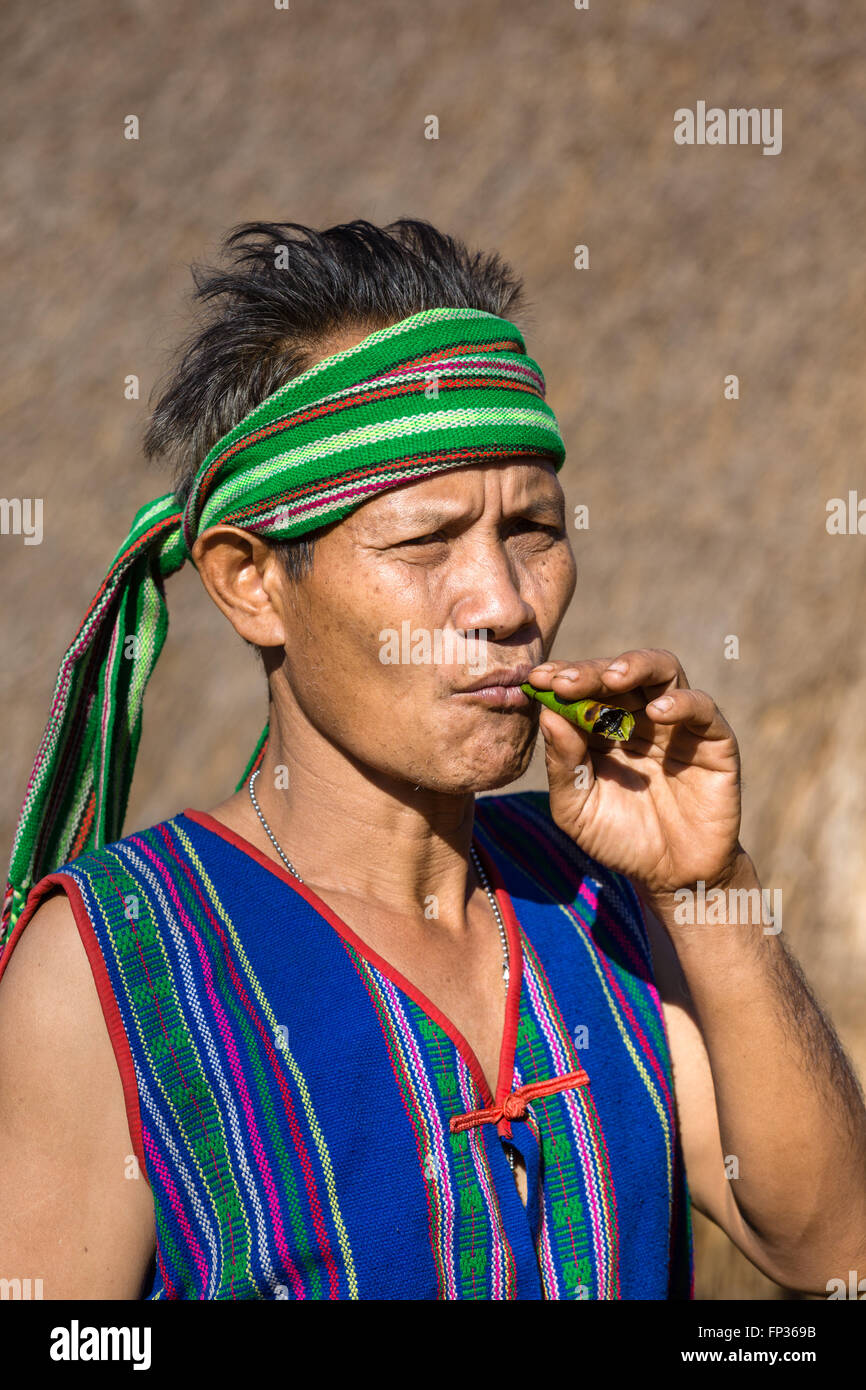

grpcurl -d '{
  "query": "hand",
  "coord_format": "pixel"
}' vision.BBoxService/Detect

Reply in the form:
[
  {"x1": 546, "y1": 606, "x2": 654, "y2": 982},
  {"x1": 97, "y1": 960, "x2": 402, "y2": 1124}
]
[{"x1": 528, "y1": 649, "x2": 743, "y2": 903}]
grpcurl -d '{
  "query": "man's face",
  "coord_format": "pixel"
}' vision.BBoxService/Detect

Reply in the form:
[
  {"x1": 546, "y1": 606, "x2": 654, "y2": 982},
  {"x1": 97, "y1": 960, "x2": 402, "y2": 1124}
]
[{"x1": 273, "y1": 458, "x2": 577, "y2": 794}]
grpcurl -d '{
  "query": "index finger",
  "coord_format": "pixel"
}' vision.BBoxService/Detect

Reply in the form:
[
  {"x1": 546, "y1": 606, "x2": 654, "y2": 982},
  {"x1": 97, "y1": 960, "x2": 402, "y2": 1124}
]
[
  {"x1": 586, "y1": 648, "x2": 691, "y2": 703},
  {"x1": 526, "y1": 657, "x2": 645, "y2": 709}
]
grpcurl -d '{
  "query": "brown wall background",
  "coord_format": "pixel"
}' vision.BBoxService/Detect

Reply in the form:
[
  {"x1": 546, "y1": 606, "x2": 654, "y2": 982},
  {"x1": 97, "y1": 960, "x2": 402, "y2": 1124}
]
[{"x1": 2, "y1": 0, "x2": 864, "y2": 1299}]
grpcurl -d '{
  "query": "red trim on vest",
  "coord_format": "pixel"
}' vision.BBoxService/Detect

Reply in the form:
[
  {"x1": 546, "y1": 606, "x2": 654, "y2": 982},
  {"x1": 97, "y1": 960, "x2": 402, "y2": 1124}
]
[{"x1": 182, "y1": 807, "x2": 524, "y2": 1119}]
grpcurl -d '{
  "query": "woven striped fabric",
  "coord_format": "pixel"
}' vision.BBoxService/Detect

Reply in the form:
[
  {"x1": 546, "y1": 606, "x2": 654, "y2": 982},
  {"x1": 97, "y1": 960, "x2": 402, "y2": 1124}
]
[
  {"x1": 2, "y1": 306, "x2": 565, "y2": 946},
  {"x1": 1, "y1": 790, "x2": 693, "y2": 1300}
]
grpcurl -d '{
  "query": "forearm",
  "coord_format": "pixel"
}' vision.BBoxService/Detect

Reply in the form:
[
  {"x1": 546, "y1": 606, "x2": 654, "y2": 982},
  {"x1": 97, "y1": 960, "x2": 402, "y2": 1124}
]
[{"x1": 639, "y1": 848, "x2": 866, "y2": 1285}]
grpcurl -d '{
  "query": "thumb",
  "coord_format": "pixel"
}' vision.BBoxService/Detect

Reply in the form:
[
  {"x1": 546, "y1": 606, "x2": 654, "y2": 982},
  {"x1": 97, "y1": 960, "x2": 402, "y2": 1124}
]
[{"x1": 539, "y1": 706, "x2": 596, "y2": 820}]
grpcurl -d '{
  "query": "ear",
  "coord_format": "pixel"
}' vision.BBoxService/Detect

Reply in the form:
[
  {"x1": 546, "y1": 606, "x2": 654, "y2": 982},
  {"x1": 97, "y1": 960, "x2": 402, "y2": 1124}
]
[{"x1": 190, "y1": 525, "x2": 288, "y2": 648}]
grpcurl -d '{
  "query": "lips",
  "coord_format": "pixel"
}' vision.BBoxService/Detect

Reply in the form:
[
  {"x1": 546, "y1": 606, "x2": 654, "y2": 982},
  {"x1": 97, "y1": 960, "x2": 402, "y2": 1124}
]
[
  {"x1": 451, "y1": 662, "x2": 540, "y2": 709},
  {"x1": 456, "y1": 662, "x2": 537, "y2": 694}
]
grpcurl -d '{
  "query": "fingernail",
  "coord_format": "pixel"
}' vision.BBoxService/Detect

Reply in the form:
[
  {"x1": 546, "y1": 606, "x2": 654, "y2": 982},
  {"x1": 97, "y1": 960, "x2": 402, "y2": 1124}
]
[
  {"x1": 605, "y1": 660, "x2": 628, "y2": 674},
  {"x1": 648, "y1": 696, "x2": 672, "y2": 712},
  {"x1": 557, "y1": 668, "x2": 580, "y2": 681}
]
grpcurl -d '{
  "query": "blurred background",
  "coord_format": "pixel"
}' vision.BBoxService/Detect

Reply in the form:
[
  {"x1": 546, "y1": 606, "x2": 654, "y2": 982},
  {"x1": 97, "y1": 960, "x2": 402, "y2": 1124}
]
[{"x1": 1, "y1": 0, "x2": 864, "y2": 1299}]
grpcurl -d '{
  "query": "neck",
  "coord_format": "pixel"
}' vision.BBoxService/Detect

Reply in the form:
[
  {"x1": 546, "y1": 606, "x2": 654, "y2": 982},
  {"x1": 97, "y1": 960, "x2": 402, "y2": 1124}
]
[{"x1": 212, "y1": 696, "x2": 480, "y2": 930}]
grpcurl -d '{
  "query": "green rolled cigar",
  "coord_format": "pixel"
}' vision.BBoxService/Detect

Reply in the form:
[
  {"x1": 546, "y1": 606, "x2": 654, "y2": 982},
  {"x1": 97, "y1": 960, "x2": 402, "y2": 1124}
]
[{"x1": 520, "y1": 682, "x2": 635, "y2": 742}]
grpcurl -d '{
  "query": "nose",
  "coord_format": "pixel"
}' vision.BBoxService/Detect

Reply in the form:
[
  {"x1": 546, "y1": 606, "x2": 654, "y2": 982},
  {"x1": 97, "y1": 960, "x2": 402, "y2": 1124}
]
[{"x1": 451, "y1": 542, "x2": 537, "y2": 644}]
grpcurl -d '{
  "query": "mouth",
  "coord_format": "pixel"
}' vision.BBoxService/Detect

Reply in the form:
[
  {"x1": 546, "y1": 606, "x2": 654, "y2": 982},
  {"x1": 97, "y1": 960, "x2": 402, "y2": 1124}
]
[{"x1": 451, "y1": 662, "x2": 537, "y2": 708}]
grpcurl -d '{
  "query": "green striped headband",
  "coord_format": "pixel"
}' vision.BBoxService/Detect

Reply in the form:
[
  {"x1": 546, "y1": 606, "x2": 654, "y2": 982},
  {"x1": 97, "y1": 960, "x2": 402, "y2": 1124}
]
[{"x1": 2, "y1": 305, "x2": 565, "y2": 941}]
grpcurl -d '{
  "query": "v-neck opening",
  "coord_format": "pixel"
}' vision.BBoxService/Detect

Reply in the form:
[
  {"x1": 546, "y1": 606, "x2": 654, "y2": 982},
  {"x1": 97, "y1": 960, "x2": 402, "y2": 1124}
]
[{"x1": 181, "y1": 807, "x2": 524, "y2": 1111}]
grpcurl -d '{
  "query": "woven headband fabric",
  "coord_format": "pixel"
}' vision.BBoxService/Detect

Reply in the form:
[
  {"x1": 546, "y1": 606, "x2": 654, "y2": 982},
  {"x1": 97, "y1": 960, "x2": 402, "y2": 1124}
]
[{"x1": 2, "y1": 305, "x2": 565, "y2": 942}]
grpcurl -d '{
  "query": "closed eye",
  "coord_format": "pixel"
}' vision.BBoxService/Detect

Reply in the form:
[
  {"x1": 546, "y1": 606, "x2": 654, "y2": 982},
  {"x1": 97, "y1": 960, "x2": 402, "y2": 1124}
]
[
  {"x1": 390, "y1": 518, "x2": 564, "y2": 548},
  {"x1": 396, "y1": 531, "x2": 448, "y2": 546},
  {"x1": 506, "y1": 519, "x2": 564, "y2": 538}
]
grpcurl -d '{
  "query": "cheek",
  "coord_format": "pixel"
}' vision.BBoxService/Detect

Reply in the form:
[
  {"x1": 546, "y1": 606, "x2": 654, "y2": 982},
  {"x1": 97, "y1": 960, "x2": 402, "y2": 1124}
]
[
  {"x1": 558, "y1": 544, "x2": 578, "y2": 605},
  {"x1": 524, "y1": 542, "x2": 577, "y2": 624},
  {"x1": 290, "y1": 565, "x2": 395, "y2": 662},
  {"x1": 280, "y1": 567, "x2": 442, "y2": 747},
  {"x1": 324, "y1": 562, "x2": 445, "y2": 671}
]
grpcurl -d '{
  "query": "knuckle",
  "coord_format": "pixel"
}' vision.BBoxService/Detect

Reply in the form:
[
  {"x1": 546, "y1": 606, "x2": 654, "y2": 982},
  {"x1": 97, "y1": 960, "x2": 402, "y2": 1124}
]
[{"x1": 657, "y1": 647, "x2": 681, "y2": 667}]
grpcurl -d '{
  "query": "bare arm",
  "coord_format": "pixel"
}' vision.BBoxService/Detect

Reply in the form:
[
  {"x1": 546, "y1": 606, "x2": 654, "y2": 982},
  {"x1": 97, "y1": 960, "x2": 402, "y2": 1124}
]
[
  {"x1": 640, "y1": 858, "x2": 866, "y2": 1295},
  {"x1": 0, "y1": 890, "x2": 156, "y2": 1299}
]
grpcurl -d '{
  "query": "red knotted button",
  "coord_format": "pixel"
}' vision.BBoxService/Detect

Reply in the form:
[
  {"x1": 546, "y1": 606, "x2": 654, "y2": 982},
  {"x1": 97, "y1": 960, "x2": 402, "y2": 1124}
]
[
  {"x1": 501, "y1": 1092, "x2": 527, "y2": 1120},
  {"x1": 449, "y1": 1067, "x2": 590, "y2": 1133}
]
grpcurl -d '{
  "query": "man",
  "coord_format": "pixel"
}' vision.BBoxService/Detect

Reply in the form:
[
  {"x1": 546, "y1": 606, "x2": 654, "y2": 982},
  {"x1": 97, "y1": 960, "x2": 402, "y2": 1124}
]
[{"x1": 1, "y1": 218, "x2": 864, "y2": 1300}]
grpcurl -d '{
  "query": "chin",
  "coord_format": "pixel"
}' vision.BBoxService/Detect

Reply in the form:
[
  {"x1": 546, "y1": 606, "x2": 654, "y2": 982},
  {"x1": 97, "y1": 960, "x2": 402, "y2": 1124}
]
[
  {"x1": 469, "y1": 763, "x2": 530, "y2": 794},
  {"x1": 403, "y1": 737, "x2": 535, "y2": 796}
]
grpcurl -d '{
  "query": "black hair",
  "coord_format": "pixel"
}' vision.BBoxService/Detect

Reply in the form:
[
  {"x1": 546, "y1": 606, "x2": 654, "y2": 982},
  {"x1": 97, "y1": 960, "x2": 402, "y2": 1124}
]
[{"x1": 143, "y1": 218, "x2": 528, "y2": 579}]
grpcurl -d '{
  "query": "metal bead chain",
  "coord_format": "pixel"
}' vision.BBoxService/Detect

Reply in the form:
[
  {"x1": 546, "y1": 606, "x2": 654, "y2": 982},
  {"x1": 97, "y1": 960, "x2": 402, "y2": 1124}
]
[
  {"x1": 469, "y1": 845, "x2": 510, "y2": 990},
  {"x1": 247, "y1": 769, "x2": 517, "y2": 1175},
  {"x1": 248, "y1": 770, "x2": 304, "y2": 880}
]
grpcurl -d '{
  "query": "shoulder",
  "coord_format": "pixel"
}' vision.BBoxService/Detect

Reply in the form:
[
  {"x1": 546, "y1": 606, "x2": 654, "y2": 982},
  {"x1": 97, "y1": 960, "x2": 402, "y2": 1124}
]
[
  {"x1": 0, "y1": 884, "x2": 129, "y2": 1161},
  {"x1": 0, "y1": 878, "x2": 129, "y2": 1080},
  {"x1": 0, "y1": 852, "x2": 156, "y2": 1177},
  {"x1": 0, "y1": 886, "x2": 156, "y2": 1296},
  {"x1": 0, "y1": 885, "x2": 91, "y2": 1001}
]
